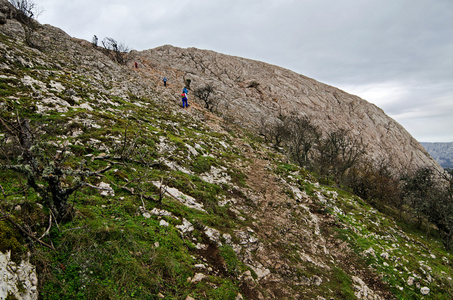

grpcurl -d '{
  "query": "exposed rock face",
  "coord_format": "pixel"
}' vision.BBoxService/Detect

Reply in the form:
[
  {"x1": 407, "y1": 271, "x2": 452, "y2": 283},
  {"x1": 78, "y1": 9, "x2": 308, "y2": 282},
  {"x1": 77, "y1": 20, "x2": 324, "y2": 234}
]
[
  {"x1": 137, "y1": 45, "x2": 442, "y2": 174},
  {"x1": 0, "y1": 0, "x2": 14, "y2": 25},
  {"x1": 0, "y1": 251, "x2": 38, "y2": 300}
]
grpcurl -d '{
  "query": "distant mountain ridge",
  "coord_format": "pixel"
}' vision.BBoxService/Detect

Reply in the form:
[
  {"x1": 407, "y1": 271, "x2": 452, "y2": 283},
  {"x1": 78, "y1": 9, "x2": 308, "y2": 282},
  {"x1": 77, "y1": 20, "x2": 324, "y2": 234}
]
[{"x1": 421, "y1": 142, "x2": 453, "y2": 169}]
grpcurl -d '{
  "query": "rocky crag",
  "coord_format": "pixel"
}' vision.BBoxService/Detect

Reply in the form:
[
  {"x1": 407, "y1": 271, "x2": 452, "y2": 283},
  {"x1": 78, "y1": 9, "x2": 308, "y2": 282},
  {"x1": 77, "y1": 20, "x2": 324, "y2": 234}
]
[
  {"x1": 0, "y1": 1, "x2": 451, "y2": 299},
  {"x1": 136, "y1": 45, "x2": 441, "y2": 175}
]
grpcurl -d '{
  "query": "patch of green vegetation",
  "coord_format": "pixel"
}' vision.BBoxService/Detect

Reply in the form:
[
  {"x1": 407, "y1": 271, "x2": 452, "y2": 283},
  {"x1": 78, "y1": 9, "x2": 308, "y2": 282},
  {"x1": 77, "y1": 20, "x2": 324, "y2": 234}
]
[
  {"x1": 193, "y1": 155, "x2": 217, "y2": 174},
  {"x1": 324, "y1": 186, "x2": 453, "y2": 299},
  {"x1": 219, "y1": 244, "x2": 248, "y2": 277},
  {"x1": 326, "y1": 267, "x2": 356, "y2": 299},
  {"x1": 37, "y1": 205, "x2": 196, "y2": 300},
  {"x1": 300, "y1": 181, "x2": 316, "y2": 197},
  {"x1": 5, "y1": 292, "x2": 19, "y2": 300},
  {"x1": 275, "y1": 162, "x2": 298, "y2": 174},
  {"x1": 228, "y1": 168, "x2": 247, "y2": 187},
  {"x1": 0, "y1": 221, "x2": 26, "y2": 262},
  {"x1": 205, "y1": 279, "x2": 239, "y2": 300}
]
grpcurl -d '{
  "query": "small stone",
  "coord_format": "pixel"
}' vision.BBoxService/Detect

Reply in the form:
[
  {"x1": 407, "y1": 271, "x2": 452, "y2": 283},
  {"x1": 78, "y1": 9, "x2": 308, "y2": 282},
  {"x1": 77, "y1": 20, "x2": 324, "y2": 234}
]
[
  {"x1": 98, "y1": 182, "x2": 114, "y2": 197},
  {"x1": 407, "y1": 276, "x2": 414, "y2": 286},
  {"x1": 420, "y1": 287, "x2": 430, "y2": 295},
  {"x1": 159, "y1": 220, "x2": 169, "y2": 227},
  {"x1": 363, "y1": 247, "x2": 375, "y2": 257},
  {"x1": 312, "y1": 275, "x2": 322, "y2": 286},
  {"x1": 191, "y1": 273, "x2": 207, "y2": 283},
  {"x1": 194, "y1": 264, "x2": 206, "y2": 269}
]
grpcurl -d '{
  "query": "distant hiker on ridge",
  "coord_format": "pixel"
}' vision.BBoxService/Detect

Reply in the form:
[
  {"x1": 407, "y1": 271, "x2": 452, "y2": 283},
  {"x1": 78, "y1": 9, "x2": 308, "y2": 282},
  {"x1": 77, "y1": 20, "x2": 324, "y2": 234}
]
[
  {"x1": 135, "y1": 62, "x2": 138, "y2": 68},
  {"x1": 163, "y1": 77, "x2": 167, "y2": 87}
]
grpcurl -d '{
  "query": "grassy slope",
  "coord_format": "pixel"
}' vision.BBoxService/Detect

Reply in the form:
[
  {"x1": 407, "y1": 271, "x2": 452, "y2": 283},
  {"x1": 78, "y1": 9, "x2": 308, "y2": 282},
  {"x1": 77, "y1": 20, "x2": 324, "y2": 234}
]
[{"x1": 1, "y1": 31, "x2": 453, "y2": 299}]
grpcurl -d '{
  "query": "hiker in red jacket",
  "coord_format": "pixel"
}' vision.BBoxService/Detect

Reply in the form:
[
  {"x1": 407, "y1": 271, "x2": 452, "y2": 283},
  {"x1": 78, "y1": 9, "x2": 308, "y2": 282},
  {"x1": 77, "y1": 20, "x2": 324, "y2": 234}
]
[{"x1": 181, "y1": 92, "x2": 188, "y2": 108}]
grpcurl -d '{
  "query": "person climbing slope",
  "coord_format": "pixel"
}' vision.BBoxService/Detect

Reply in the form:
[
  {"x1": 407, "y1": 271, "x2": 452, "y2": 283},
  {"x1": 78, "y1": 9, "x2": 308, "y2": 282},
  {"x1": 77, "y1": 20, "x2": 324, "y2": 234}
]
[{"x1": 181, "y1": 92, "x2": 188, "y2": 108}]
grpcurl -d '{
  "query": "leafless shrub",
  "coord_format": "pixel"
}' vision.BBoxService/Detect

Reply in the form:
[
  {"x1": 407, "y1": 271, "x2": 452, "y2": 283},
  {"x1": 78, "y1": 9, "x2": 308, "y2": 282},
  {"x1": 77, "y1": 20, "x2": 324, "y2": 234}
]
[
  {"x1": 315, "y1": 129, "x2": 366, "y2": 181},
  {"x1": 101, "y1": 37, "x2": 130, "y2": 65},
  {"x1": 194, "y1": 84, "x2": 219, "y2": 112},
  {"x1": 0, "y1": 116, "x2": 110, "y2": 222},
  {"x1": 9, "y1": 0, "x2": 42, "y2": 46}
]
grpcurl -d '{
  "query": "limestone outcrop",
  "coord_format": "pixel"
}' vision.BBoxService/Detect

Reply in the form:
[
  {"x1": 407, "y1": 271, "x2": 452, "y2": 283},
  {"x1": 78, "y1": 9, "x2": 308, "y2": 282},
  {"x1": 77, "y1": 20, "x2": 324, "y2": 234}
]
[
  {"x1": 137, "y1": 45, "x2": 442, "y2": 174},
  {"x1": 0, "y1": 251, "x2": 38, "y2": 300}
]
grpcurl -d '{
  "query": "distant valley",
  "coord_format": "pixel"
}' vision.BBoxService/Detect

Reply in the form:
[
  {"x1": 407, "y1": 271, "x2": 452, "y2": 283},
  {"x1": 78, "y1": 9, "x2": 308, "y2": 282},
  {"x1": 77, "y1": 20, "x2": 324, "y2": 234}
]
[{"x1": 421, "y1": 142, "x2": 453, "y2": 169}]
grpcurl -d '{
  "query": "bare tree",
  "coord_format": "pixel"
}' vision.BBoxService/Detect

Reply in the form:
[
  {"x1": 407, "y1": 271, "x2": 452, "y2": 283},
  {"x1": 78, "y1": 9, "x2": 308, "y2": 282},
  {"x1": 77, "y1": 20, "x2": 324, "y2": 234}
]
[
  {"x1": 259, "y1": 116, "x2": 289, "y2": 148},
  {"x1": 286, "y1": 115, "x2": 321, "y2": 167},
  {"x1": 315, "y1": 129, "x2": 366, "y2": 181},
  {"x1": 0, "y1": 116, "x2": 110, "y2": 222},
  {"x1": 9, "y1": 0, "x2": 42, "y2": 46},
  {"x1": 101, "y1": 37, "x2": 130, "y2": 65},
  {"x1": 194, "y1": 84, "x2": 219, "y2": 112}
]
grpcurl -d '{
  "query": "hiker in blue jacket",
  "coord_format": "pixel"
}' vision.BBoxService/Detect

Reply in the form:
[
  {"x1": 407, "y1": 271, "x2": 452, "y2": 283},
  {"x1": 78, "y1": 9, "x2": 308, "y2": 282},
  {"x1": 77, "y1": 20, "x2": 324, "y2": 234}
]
[
  {"x1": 181, "y1": 92, "x2": 188, "y2": 108},
  {"x1": 163, "y1": 77, "x2": 167, "y2": 87},
  {"x1": 182, "y1": 87, "x2": 188, "y2": 94}
]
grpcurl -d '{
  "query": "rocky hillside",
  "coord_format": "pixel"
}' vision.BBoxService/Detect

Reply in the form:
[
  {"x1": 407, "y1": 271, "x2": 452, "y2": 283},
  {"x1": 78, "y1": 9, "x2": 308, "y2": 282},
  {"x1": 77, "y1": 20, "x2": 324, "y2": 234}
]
[
  {"x1": 1, "y1": 2, "x2": 452, "y2": 299},
  {"x1": 421, "y1": 142, "x2": 453, "y2": 169},
  {"x1": 136, "y1": 46, "x2": 441, "y2": 175}
]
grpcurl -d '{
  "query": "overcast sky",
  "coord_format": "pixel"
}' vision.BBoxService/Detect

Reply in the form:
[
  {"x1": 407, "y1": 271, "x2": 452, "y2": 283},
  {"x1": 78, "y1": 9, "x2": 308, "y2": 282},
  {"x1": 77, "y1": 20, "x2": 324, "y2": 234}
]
[{"x1": 36, "y1": 0, "x2": 453, "y2": 142}]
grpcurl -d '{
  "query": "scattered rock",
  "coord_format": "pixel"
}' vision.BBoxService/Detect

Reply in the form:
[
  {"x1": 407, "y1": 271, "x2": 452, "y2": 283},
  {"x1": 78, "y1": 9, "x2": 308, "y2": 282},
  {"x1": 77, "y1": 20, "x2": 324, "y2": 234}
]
[
  {"x1": 363, "y1": 247, "x2": 376, "y2": 257},
  {"x1": 0, "y1": 251, "x2": 38, "y2": 300},
  {"x1": 149, "y1": 208, "x2": 175, "y2": 217},
  {"x1": 407, "y1": 276, "x2": 414, "y2": 286},
  {"x1": 153, "y1": 182, "x2": 205, "y2": 212},
  {"x1": 191, "y1": 273, "x2": 207, "y2": 283},
  {"x1": 176, "y1": 218, "x2": 194, "y2": 234},
  {"x1": 312, "y1": 275, "x2": 322, "y2": 286},
  {"x1": 204, "y1": 226, "x2": 221, "y2": 245},
  {"x1": 420, "y1": 287, "x2": 430, "y2": 295},
  {"x1": 159, "y1": 220, "x2": 169, "y2": 227},
  {"x1": 98, "y1": 182, "x2": 115, "y2": 197},
  {"x1": 352, "y1": 276, "x2": 382, "y2": 300}
]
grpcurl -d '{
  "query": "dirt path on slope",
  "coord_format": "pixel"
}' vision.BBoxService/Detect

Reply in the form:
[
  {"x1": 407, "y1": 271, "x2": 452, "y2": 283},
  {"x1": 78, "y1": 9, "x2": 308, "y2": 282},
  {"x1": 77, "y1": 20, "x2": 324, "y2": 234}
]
[{"x1": 234, "y1": 141, "x2": 394, "y2": 299}]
